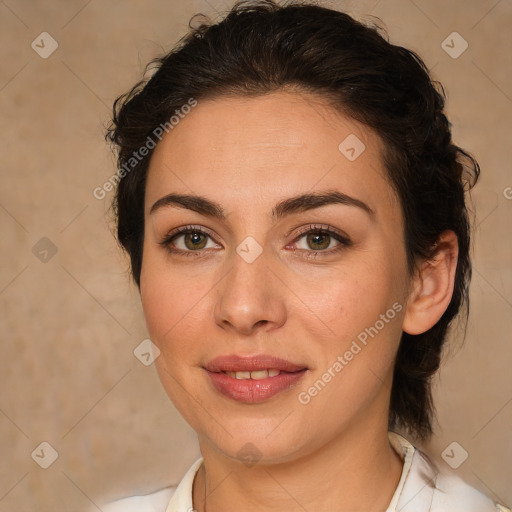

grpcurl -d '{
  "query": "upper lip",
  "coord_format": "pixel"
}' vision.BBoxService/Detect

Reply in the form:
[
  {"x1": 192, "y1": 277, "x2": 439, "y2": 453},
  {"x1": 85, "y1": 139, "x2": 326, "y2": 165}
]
[{"x1": 204, "y1": 354, "x2": 307, "y2": 373}]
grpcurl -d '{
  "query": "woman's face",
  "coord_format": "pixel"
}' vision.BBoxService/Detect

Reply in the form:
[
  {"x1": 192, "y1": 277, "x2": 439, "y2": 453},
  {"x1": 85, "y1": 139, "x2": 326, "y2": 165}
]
[{"x1": 140, "y1": 91, "x2": 411, "y2": 463}]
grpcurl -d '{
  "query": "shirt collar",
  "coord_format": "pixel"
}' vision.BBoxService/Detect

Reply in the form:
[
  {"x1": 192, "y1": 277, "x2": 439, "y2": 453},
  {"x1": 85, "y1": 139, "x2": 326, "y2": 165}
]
[{"x1": 387, "y1": 431, "x2": 436, "y2": 512}]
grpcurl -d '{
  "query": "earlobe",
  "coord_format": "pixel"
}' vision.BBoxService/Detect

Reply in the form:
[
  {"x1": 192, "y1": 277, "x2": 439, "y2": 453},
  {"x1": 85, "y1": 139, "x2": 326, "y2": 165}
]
[{"x1": 402, "y1": 230, "x2": 459, "y2": 335}]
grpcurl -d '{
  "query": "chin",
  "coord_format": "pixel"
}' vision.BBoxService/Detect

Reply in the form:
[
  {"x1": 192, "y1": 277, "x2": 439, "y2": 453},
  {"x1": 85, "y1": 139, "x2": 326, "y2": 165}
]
[{"x1": 193, "y1": 411, "x2": 322, "y2": 467}]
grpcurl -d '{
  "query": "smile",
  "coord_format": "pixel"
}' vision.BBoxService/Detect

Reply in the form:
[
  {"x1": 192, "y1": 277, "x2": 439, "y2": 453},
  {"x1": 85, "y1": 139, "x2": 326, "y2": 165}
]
[
  {"x1": 204, "y1": 354, "x2": 308, "y2": 404},
  {"x1": 224, "y1": 369, "x2": 281, "y2": 379}
]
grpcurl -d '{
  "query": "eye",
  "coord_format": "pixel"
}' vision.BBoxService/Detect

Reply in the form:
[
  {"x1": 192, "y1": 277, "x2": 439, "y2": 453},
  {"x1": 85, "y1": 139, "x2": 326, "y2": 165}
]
[
  {"x1": 296, "y1": 231, "x2": 339, "y2": 251},
  {"x1": 159, "y1": 226, "x2": 221, "y2": 256},
  {"x1": 288, "y1": 224, "x2": 351, "y2": 256}
]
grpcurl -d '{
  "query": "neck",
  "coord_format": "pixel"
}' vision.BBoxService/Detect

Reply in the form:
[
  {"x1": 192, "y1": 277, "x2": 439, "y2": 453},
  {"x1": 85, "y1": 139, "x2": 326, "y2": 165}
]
[{"x1": 192, "y1": 418, "x2": 404, "y2": 512}]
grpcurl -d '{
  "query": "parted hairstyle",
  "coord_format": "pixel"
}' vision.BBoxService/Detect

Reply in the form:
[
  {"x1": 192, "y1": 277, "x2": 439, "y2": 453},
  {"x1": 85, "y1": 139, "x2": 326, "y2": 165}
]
[{"x1": 106, "y1": 0, "x2": 480, "y2": 440}]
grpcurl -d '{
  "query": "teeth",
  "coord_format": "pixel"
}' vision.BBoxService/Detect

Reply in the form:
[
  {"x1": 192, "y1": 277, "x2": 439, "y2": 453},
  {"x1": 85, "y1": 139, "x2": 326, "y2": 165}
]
[
  {"x1": 250, "y1": 370, "x2": 269, "y2": 380},
  {"x1": 225, "y1": 369, "x2": 281, "y2": 379}
]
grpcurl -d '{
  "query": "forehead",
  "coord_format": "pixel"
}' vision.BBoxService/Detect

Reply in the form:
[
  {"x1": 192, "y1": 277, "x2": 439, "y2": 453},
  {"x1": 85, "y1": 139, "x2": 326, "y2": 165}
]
[{"x1": 144, "y1": 91, "x2": 397, "y2": 218}]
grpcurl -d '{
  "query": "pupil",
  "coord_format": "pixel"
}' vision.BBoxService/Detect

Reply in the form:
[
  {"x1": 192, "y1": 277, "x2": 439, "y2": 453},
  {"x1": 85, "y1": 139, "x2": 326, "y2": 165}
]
[
  {"x1": 308, "y1": 232, "x2": 329, "y2": 250},
  {"x1": 185, "y1": 232, "x2": 206, "y2": 249}
]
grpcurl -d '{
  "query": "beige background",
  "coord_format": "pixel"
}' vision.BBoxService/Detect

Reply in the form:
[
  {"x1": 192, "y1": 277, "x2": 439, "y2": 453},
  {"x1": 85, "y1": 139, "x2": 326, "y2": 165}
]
[{"x1": 1, "y1": 0, "x2": 511, "y2": 510}]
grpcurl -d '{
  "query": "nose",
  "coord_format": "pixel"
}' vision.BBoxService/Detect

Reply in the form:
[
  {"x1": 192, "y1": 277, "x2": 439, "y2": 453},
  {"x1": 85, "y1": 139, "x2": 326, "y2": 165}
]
[{"x1": 213, "y1": 248, "x2": 287, "y2": 336}]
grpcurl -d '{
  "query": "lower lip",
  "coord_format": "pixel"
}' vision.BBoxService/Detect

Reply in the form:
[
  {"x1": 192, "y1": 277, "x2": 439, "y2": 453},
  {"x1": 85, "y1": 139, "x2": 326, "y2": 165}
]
[{"x1": 206, "y1": 370, "x2": 307, "y2": 404}]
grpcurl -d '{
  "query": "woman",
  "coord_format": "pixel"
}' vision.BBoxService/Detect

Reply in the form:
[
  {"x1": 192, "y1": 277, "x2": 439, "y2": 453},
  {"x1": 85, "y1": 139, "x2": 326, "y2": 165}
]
[{"x1": 99, "y1": 1, "x2": 510, "y2": 510}]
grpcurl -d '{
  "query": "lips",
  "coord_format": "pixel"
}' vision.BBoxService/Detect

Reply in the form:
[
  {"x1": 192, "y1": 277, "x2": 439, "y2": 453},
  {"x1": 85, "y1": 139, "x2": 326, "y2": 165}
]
[
  {"x1": 204, "y1": 354, "x2": 308, "y2": 404},
  {"x1": 205, "y1": 354, "x2": 306, "y2": 373}
]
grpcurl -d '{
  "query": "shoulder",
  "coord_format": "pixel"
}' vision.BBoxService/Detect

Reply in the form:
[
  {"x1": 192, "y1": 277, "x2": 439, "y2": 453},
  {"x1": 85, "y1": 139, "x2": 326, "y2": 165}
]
[
  {"x1": 390, "y1": 433, "x2": 510, "y2": 512},
  {"x1": 431, "y1": 467, "x2": 510, "y2": 512},
  {"x1": 97, "y1": 486, "x2": 176, "y2": 512},
  {"x1": 409, "y1": 445, "x2": 509, "y2": 512},
  {"x1": 94, "y1": 457, "x2": 204, "y2": 512}
]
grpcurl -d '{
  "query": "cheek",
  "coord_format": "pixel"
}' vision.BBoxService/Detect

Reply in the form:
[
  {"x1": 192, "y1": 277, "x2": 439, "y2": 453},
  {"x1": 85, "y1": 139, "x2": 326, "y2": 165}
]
[
  {"x1": 140, "y1": 258, "x2": 212, "y2": 413},
  {"x1": 314, "y1": 261, "x2": 403, "y2": 332},
  {"x1": 309, "y1": 259, "x2": 406, "y2": 380},
  {"x1": 140, "y1": 247, "x2": 213, "y2": 362},
  {"x1": 140, "y1": 255, "x2": 220, "y2": 432},
  {"x1": 296, "y1": 266, "x2": 405, "y2": 414}
]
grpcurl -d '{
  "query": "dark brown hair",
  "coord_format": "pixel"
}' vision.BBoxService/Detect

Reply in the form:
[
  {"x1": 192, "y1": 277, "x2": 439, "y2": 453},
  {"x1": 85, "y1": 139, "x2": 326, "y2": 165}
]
[{"x1": 106, "y1": 0, "x2": 479, "y2": 440}]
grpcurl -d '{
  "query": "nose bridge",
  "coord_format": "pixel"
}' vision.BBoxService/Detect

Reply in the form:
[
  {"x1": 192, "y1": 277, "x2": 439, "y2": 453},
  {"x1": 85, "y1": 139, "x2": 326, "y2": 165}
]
[{"x1": 214, "y1": 241, "x2": 286, "y2": 334}]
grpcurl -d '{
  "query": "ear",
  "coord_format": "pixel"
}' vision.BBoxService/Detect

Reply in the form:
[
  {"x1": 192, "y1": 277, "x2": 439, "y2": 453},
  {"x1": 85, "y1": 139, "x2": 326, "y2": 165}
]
[{"x1": 402, "y1": 230, "x2": 459, "y2": 335}]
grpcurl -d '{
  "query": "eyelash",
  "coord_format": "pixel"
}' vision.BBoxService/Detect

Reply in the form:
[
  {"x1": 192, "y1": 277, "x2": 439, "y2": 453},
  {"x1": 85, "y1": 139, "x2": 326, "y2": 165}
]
[
  {"x1": 289, "y1": 224, "x2": 352, "y2": 260},
  {"x1": 158, "y1": 223, "x2": 352, "y2": 260},
  {"x1": 159, "y1": 225, "x2": 218, "y2": 259}
]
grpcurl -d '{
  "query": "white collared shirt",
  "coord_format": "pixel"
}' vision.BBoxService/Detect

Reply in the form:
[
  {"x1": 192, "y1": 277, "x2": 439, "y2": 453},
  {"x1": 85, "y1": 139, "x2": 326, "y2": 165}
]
[{"x1": 99, "y1": 432, "x2": 510, "y2": 512}]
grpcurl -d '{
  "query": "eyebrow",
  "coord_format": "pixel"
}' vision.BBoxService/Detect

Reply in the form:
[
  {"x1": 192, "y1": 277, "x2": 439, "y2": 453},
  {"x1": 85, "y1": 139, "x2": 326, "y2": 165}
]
[{"x1": 149, "y1": 189, "x2": 374, "y2": 220}]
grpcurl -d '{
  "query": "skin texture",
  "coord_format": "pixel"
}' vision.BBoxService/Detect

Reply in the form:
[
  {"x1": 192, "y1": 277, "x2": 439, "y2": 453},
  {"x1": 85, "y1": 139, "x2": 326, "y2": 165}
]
[{"x1": 140, "y1": 91, "x2": 459, "y2": 512}]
